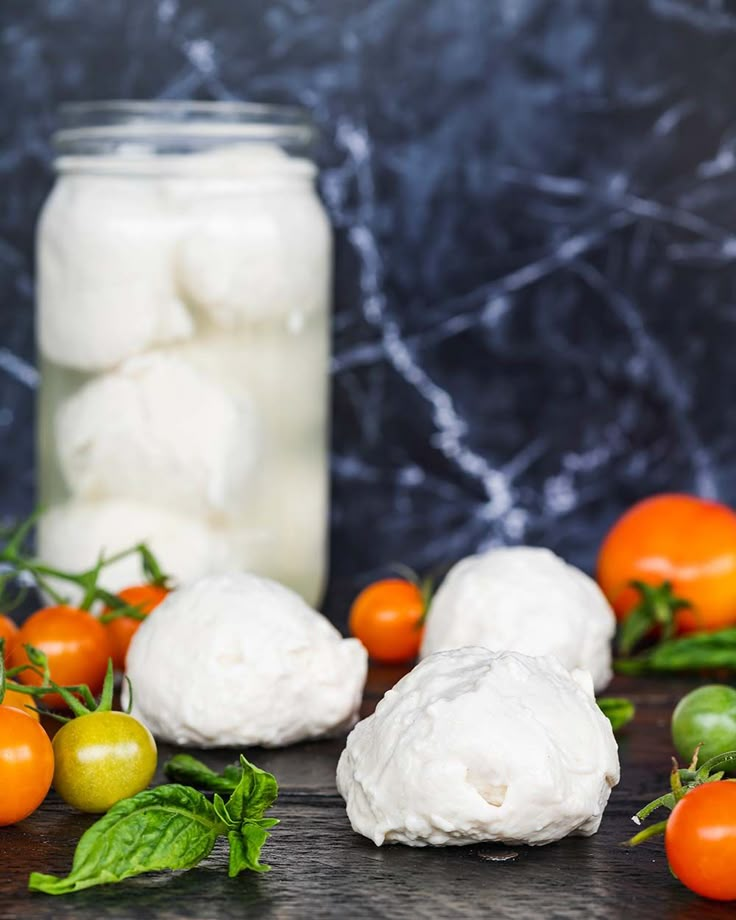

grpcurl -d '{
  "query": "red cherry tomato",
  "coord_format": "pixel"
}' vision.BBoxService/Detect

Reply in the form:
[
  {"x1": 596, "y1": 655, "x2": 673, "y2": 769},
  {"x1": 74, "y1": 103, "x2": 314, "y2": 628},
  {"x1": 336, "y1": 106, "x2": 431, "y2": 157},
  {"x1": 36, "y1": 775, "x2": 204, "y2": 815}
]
[
  {"x1": 349, "y1": 579, "x2": 425, "y2": 663},
  {"x1": 9, "y1": 605, "x2": 111, "y2": 709},
  {"x1": 598, "y1": 494, "x2": 736, "y2": 632},
  {"x1": 103, "y1": 584, "x2": 169, "y2": 671},
  {"x1": 0, "y1": 705, "x2": 54, "y2": 825},
  {"x1": 666, "y1": 781, "x2": 736, "y2": 901}
]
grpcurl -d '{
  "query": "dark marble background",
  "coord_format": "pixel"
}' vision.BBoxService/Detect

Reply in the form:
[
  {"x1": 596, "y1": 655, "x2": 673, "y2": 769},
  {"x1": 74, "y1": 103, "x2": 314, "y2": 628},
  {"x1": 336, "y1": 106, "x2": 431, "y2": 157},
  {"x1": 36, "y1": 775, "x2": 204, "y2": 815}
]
[{"x1": 2, "y1": 0, "x2": 736, "y2": 624}]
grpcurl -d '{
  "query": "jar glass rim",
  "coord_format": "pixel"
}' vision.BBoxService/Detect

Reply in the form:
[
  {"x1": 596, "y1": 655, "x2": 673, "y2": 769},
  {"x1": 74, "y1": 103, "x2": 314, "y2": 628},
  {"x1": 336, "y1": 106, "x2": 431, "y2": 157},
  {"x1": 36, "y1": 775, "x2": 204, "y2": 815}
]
[{"x1": 53, "y1": 100, "x2": 317, "y2": 158}]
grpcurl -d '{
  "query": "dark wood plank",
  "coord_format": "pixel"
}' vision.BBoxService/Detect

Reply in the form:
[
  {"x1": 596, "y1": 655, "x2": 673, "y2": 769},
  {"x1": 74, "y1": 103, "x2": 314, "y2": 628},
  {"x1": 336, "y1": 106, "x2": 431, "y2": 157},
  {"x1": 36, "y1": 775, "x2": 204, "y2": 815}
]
[{"x1": 1, "y1": 670, "x2": 734, "y2": 919}]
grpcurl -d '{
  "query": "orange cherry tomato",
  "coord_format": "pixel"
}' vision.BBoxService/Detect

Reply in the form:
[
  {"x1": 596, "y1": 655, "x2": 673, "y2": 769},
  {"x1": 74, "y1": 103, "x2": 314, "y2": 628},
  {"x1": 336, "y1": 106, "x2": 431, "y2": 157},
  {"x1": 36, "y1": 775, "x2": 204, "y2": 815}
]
[
  {"x1": 349, "y1": 578, "x2": 425, "y2": 664},
  {"x1": 0, "y1": 615, "x2": 19, "y2": 660},
  {"x1": 1, "y1": 686, "x2": 40, "y2": 721},
  {"x1": 597, "y1": 494, "x2": 736, "y2": 632},
  {"x1": 666, "y1": 781, "x2": 736, "y2": 901},
  {"x1": 0, "y1": 705, "x2": 54, "y2": 825},
  {"x1": 9, "y1": 605, "x2": 111, "y2": 709},
  {"x1": 103, "y1": 584, "x2": 169, "y2": 671}
]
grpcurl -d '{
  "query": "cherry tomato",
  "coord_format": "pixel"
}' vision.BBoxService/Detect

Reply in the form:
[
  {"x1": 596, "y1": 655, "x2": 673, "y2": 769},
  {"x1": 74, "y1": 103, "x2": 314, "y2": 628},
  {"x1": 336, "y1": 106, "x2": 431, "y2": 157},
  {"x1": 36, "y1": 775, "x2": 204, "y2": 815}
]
[
  {"x1": 672, "y1": 685, "x2": 736, "y2": 766},
  {"x1": 1, "y1": 686, "x2": 40, "y2": 721},
  {"x1": 597, "y1": 494, "x2": 736, "y2": 632},
  {"x1": 9, "y1": 605, "x2": 111, "y2": 709},
  {"x1": 666, "y1": 781, "x2": 736, "y2": 900},
  {"x1": 103, "y1": 584, "x2": 169, "y2": 671},
  {"x1": 52, "y1": 711, "x2": 157, "y2": 813},
  {"x1": 349, "y1": 579, "x2": 425, "y2": 663},
  {"x1": 0, "y1": 705, "x2": 54, "y2": 825},
  {"x1": 0, "y1": 615, "x2": 19, "y2": 660}
]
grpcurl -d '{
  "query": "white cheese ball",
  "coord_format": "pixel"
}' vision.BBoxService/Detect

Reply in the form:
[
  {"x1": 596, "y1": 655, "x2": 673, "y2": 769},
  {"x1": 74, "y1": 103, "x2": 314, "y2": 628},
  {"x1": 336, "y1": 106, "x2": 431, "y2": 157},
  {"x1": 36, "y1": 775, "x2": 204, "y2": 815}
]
[
  {"x1": 230, "y1": 451, "x2": 329, "y2": 606},
  {"x1": 38, "y1": 500, "x2": 242, "y2": 597},
  {"x1": 175, "y1": 182, "x2": 331, "y2": 330},
  {"x1": 124, "y1": 573, "x2": 368, "y2": 747},
  {"x1": 420, "y1": 547, "x2": 615, "y2": 690},
  {"x1": 170, "y1": 323, "x2": 328, "y2": 448},
  {"x1": 37, "y1": 175, "x2": 193, "y2": 371},
  {"x1": 56, "y1": 352, "x2": 259, "y2": 517},
  {"x1": 337, "y1": 648, "x2": 619, "y2": 847}
]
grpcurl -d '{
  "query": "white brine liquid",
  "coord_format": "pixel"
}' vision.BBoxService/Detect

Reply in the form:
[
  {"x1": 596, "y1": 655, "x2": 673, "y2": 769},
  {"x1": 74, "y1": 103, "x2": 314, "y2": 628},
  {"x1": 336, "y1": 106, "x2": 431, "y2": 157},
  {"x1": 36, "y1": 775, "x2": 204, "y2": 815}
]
[{"x1": 37, "y1": 142, "x2": 331, "y2": 605}]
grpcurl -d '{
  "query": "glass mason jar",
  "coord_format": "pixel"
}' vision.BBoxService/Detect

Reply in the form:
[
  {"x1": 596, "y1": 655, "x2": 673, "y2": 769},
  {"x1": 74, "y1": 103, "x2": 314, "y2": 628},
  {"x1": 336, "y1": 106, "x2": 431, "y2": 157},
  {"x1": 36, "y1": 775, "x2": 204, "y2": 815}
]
[{"x1": 36, "y1": 102, "x2": 332, "y2": 606}]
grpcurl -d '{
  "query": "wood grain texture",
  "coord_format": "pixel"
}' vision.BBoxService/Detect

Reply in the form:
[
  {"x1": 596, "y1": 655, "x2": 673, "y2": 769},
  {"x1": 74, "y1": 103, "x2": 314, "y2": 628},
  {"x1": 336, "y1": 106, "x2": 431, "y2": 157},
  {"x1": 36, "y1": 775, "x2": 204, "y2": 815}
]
[{"x1": 1, "y1": 671, "x2": 734, "y2": 919}]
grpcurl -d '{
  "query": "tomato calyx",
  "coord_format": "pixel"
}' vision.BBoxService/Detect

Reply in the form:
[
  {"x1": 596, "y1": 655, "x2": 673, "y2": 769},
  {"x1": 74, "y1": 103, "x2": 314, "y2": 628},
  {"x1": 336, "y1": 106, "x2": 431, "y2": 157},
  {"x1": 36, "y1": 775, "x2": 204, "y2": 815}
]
[
  {"x1": 98, "y1": 602, "x2": 148, "y2": 625},
  {"x1": 626, "y1": 746, "x2": 736, "y2": 846},
  {"x1": 4, "y1": 643, "x2": 125, "y2": 723},
  {"x1": 388, "y1": 564, "x2": 435, "y2": 628},
  {"x1": 617, "y1": 580, "x2": 692, "y2": 656},
  {"x1": 0, "y1": 637, "x2": 56, "y2": 715},
  {"x1": 25, "y1": 654, "x2": 124, "y2": 723}
]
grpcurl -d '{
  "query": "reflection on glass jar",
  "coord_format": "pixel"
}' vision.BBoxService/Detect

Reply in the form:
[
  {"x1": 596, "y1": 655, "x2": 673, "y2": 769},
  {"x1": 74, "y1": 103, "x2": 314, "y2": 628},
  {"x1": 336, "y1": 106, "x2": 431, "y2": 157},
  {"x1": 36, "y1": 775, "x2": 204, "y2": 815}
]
[{"x1": 36, "y1": 102, "x2": 332, "y2": 606}]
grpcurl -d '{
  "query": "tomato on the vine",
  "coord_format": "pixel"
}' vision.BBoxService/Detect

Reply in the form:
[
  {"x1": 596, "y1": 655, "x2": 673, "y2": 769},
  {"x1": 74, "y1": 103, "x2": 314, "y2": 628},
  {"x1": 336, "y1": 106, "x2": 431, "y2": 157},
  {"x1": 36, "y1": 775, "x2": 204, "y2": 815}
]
[
  {"x1": 9, "y1": 606, "x2": 111, "y2": 709},
  {"x1": 2, "y1": 686, "x2": 39, "y2": 721},
  {"x1": 349, "y1": 578, "x2": 425, "y2": 663},
  {"x1": 0, "y1": 705, "x2": 54, "y2": 825},
  {"x1": 53, "y1": 710, "x2": 157, "y2": 813},
  {"x1": 666, "y1": 781, "x2": 736, "y2": 901},
  {"x1": 103, "y1": 584, "x2": 169, "y2": 671},
  {"x1": 0, "y1": 615, "x2": 18, "y2": 660},
  {"x1": 597, "y1": 494, "x2": 736, "y2": 633}
]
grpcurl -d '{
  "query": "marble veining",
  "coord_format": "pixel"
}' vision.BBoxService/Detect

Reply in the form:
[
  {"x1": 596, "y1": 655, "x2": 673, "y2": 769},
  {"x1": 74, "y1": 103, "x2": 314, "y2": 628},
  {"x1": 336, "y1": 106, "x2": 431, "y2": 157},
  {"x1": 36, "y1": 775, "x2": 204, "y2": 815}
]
[{"x1": 1, "y1": 0, "x2": 736, "y2": 624}]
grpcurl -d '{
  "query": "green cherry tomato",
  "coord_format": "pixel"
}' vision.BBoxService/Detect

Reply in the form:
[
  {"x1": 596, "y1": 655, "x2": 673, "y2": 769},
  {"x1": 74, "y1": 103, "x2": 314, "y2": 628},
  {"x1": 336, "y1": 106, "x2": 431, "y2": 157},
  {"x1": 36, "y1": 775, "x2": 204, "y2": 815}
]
[
  {"x1": 52, "y1": 711, "x2": 157, "y2": 813},
  {"x1": 672, "y1": 684, "x2": 736, "y2": 766}
]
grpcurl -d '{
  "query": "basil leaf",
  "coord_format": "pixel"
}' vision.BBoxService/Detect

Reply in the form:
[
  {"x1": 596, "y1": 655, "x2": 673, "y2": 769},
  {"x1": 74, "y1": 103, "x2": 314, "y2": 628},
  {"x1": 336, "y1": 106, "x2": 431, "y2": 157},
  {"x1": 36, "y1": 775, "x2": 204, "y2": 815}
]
[
  {"x1": 28, "y1": 785, "x2": 226, "y2": 895},
  {"x1": 164, "y1": 754, "x2": 241, "y2": 794},
  {"x1": 225, "y1": 755, "x2": 279, "y2": 823},
  {"x1": 222, "y1": 757, "x2": 279, "y2": 876},
  {"x1": 228, "y1": 821, "x2": 277, "y2": 877},
  {"x1": 597, "y1": 696, "x2": 635, "y2": 732}
]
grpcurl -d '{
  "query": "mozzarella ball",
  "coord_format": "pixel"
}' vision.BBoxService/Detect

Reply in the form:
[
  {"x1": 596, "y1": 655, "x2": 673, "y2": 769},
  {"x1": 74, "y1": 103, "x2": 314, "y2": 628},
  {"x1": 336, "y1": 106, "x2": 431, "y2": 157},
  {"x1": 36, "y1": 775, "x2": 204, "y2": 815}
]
[
  {"x1": 38, "y1": 500, "x2": 242, "y2": 597},
  {"x1": 124, "y1": 573, "x2": 367, "y2": 747},
  {"x1": 337, "y1": 648, "x2": 619, "y2": 847},
  {"x1": 55, "y1": 352, "x2": 259, "y2": 517},
  {"x1": 170, "y1": 323, "x2": 328, "y2": 448},
  {"x1": 420, "y1": 547, "x2": 615, "y2": 690},
  {"x1": 175, "y1": 181, "x2": 331, "y2": 330},
  {"x1": 231, "y1": 451, "x2": 329, "y2": 606},
  {"x1": 37, "y1": 175, "x2": 193, "y2": 371}
]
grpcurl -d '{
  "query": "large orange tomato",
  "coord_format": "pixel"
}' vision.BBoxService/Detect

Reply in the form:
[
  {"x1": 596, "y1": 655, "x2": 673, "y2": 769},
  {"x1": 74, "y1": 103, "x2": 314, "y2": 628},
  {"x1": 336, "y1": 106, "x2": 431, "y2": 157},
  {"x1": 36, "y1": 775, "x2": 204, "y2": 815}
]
[
  {"x1": 597, "y1": 494, "x2": 736, "y2": 633},
  {"x1": 349, "y1": 579, "x2": 425, "y2": 663},
  {"x1": 103, "y1": 584, "x2": 169, "y2": 671},
  {"x1": 0, "y1": 705, "x2": 54, "y2": 825},
  {"x1": 9, "y1": 605, "x2": 111, "y2": 709}
]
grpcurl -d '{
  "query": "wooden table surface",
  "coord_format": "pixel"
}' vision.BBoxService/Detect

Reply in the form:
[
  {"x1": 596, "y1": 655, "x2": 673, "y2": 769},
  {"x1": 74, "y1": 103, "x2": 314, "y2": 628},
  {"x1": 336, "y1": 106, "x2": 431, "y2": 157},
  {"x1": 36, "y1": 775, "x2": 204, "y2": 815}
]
[{"x1": 2, "y1": 666, "x2": 734, "y2": 919}]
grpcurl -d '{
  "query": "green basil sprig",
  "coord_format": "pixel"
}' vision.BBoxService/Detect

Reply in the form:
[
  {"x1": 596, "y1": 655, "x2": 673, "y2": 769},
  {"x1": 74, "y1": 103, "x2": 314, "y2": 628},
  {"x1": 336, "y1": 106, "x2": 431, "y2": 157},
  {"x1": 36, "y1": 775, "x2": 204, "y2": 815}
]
[
  {"x1": 28, "y1": 755, "x2": 278, "y2": 895},
  {"x1": 615, "y1": 628, "x2": 736, "y2": 676}
]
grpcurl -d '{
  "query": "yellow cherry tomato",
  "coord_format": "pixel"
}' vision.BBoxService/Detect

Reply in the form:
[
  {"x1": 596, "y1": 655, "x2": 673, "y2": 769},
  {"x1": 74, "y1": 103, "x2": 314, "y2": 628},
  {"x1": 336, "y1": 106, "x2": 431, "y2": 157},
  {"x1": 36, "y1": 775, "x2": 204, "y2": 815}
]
[{"x1": 52, "y1": 711, "x2": 157, "y2": 813}]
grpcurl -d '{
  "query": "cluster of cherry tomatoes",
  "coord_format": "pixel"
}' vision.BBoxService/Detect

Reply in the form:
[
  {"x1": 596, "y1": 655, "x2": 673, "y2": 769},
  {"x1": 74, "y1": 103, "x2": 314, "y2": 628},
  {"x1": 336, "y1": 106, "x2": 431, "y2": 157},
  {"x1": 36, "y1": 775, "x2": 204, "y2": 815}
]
[{"x1": 0, "y1": 583, "x2": 167, "y2": 828}]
